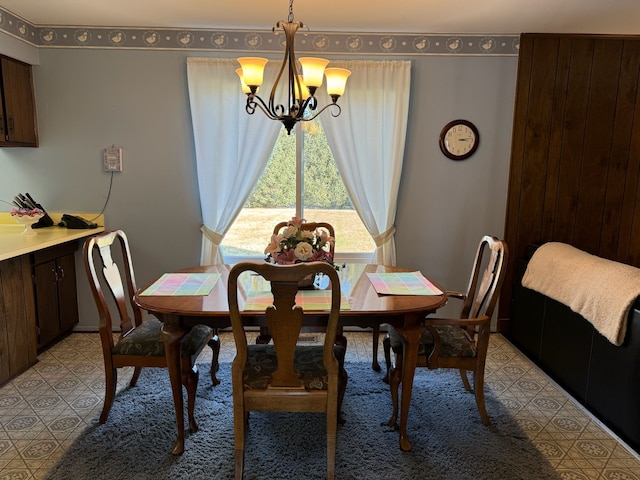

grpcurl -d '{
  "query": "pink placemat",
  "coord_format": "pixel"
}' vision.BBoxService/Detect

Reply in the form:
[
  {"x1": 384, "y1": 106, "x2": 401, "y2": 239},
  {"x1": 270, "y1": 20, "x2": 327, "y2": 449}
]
[
  {"x1": 139, "y1": 273, "x2": 220, "y2": 296},
  {"x1": 366, "y1": 271, "x2": 443, "y2": 295},
  {"x1": 243, "y1": 290, "x2": 351, "y2": 311}
]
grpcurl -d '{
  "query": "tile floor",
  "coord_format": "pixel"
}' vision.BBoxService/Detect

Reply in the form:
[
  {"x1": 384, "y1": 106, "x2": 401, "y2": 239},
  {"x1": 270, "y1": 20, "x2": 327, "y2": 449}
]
[{"x1": 1, "y1": 331, "x2": 640, "y2": 480}]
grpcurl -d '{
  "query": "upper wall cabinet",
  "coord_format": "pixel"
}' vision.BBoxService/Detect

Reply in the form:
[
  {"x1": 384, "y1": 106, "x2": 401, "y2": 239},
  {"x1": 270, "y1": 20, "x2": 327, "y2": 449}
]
[{"x1": 0, "y1": 55, "x2": 38, "y2": 147}]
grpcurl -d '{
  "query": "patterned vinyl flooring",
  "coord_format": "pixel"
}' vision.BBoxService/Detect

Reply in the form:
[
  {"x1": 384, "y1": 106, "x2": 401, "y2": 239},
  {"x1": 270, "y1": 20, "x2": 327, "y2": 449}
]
[{"x1": 0, "y1": 331, "x2": 639, "y2": 480}]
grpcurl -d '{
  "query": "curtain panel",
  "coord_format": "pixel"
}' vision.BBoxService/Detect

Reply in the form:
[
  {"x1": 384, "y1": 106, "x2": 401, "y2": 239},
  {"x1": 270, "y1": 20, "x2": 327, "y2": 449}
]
[
  {"x1": 320, "y1": 60, "x2": 412, "y2": 265},
  {"x1": 186, "y1": 57, "x2": 281, "y2": 264}
]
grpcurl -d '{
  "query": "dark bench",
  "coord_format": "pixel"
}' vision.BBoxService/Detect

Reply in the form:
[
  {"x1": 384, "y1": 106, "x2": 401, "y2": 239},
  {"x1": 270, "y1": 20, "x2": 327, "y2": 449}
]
[{"x1": 508, "y1": 247, "x2": 640, "y2": 454}]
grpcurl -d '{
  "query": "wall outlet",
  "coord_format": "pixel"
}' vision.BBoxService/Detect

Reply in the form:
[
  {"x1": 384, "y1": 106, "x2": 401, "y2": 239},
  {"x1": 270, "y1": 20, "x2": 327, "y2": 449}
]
[{"x1": 103, "y1": 146, "x2": 123, "y2": 172}]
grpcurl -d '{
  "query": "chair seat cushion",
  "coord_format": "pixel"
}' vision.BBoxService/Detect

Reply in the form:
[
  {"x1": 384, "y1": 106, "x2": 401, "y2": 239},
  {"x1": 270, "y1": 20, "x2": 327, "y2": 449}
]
[
  {"x1": 388, "y1": 325, "x2": 476, "y2": 358},
  {"x1": 112, "y1": 317, "x2": 212, "y2": 357},
  {"x1": 243, "y1": 344, "x2": 346, "y2": 391}
]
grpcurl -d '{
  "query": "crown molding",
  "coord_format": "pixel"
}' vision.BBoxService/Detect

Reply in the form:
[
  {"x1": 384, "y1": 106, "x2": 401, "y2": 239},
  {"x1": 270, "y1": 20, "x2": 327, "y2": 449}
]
[{"x1": 0, "y1": 8, "x2": 519, "y2": 56}]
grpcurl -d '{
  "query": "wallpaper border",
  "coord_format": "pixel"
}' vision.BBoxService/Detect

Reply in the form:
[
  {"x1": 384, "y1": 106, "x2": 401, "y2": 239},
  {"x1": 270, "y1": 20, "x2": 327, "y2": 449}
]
[{"x1": 0, "y1": 8, "x2": 519, "y2": 56}]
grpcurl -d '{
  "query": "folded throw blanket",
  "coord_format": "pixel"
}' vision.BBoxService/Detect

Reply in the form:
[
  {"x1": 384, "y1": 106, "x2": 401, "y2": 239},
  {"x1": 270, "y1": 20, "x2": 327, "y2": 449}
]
[{"x1": 521, "y1": 242, "x2": 640, "y2": 346}]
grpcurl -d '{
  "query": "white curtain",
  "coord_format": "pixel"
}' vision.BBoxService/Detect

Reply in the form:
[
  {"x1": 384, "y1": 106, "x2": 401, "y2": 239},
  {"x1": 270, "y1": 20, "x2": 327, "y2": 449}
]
[
  {"x1": 187, "y1": 57, "x2": 281, "y2": 265},
  {"x1": 319, "y1": 60, "x2": 411, "y2": 266}
]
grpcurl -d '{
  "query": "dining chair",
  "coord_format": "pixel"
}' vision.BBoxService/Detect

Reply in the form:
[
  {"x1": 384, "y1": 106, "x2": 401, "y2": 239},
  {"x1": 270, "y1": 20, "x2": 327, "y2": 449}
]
[
  {"x1": 383, "y1": 235, "x2": 508, "y2": 426},
  {"x1": 259, "y1": 219, "x2": 383, "y2": 371},
  {"x1": 228, "y1": 261, "x2": 348, "y2": 480},
  {"x1": 83, "y1": 230, "x2": 216, "y2": 440}
]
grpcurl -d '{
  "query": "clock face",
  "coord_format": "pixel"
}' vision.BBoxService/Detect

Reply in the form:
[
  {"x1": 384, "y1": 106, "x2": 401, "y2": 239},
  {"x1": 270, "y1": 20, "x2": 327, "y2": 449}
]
[{"x1": 439, "y1": 120, "x2": 479, "y2": 160}]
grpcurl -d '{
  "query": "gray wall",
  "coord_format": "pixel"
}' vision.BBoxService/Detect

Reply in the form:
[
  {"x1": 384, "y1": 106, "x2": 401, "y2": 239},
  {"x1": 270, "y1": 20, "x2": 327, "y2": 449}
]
[{"x1": 0, "y1": 41, "x2": 517, "y2": 329}]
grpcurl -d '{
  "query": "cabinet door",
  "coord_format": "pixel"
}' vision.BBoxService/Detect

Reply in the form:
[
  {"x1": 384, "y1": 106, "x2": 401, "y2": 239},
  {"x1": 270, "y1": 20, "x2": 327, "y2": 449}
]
[
  {"x1": 0, "y1": 57, "x2": 38, "y2": 146},
  {"x1": 0, "y1": 78, "x2": 5, "y2": 141},
  {"x1": 34, "y1": 260, "x2": 60, "y2": 348},
  {"x1": 56, "y1": 254, "x2": 79, "y2": 333},
  {"x1": 0, "y1": 256, "x2": 38, "y2": 384}
]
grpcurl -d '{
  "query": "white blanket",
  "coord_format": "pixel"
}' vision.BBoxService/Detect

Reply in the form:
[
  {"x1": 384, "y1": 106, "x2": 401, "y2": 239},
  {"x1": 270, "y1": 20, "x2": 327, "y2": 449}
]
[{"x1": 521, "y1": 242, "x2": 640, "y2": 346}]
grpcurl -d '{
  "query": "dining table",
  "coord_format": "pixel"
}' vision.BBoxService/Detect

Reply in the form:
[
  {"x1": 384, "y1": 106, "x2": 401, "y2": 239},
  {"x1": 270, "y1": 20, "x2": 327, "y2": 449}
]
[{"x1": 134, "y1": 263, "x2": 447, "y2": 455}]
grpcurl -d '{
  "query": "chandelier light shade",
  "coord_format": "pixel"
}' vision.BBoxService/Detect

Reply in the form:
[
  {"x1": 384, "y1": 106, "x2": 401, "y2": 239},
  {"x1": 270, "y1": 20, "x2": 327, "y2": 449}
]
[
  {"x1": 236, "y1": 0, "x2": 351, "y2": 134},
  {"x1": 235, "y1": 68, "x2": 253, "y2": 95}
]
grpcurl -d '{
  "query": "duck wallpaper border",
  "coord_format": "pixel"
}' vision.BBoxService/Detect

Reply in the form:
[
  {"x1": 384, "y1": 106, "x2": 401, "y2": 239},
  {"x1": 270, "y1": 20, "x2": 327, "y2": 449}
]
[{"x1": 0, "y1": 7, "x2": 519, "y2": 56}]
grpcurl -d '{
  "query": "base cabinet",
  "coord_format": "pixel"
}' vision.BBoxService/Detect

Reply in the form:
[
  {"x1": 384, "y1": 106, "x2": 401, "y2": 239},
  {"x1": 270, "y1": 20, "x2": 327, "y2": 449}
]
[
  {"x1": 0, "y1": 256, "x2": 38, "y2": 385},
  {"x1": 32, "y1": 242, "x2": 79, "y2": 349}
]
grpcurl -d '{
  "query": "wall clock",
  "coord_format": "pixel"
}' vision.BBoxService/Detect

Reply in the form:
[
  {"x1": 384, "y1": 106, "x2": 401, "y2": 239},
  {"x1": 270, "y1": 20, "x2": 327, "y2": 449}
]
[{"x1": 439, "y1": 119, "x2": 479, "y2": 160}]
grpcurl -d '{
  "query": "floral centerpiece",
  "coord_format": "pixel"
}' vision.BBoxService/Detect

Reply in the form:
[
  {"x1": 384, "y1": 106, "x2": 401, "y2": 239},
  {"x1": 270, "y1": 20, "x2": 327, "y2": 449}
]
[{"x1": 264, "y1": 216, "x2": 337, "y2": 268}]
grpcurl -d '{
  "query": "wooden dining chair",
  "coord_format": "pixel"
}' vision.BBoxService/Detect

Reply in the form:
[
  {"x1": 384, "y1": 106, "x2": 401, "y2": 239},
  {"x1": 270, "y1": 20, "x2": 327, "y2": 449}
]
[
  {"x1": 83, "y1": 230, "x2": 216, "y2": 443},
  {"x1": 259, "y1": 219, "x2": 383, "y2": 371},
  {"x1": 383, "y1": 235, "x2": 508, "y2": 426},
  {"x1": 228, "y1": 261, "x2": 348, "y2": 480}
]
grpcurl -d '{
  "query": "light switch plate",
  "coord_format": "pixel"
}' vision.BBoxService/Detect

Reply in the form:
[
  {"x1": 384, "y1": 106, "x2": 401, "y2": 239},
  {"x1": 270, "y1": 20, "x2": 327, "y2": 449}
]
[{"x1": 103, "y1": 146, "x2": 123, "y2": 172}]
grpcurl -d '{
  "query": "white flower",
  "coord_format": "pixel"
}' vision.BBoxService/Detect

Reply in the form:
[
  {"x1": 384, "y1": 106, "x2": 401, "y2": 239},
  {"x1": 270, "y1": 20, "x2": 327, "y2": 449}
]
[
  {"x1": 294, "y1": 242, "x2": 314, "y2": 261},
  {"x1": 282, "y1": 225, "x2": 298, "y2": 238},
  {"x1": 300, "y1": 230, "x2": 314, "y2": 241}
]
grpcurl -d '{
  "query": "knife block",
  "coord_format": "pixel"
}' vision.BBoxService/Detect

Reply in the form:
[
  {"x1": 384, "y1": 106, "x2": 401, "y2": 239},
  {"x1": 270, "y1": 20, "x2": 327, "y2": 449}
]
[{"x1": 33, "y1": 204, "x2": 54, "y2": 229}]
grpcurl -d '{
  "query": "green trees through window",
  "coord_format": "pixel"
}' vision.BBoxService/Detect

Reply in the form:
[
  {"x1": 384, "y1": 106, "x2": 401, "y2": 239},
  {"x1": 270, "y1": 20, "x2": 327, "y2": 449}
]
[
  {"x1": 221, "y1": 119, "x2": 375, "y2": 257},
  {"x1": 246, "y1": 120, "x2": 352, "y2": 209}
]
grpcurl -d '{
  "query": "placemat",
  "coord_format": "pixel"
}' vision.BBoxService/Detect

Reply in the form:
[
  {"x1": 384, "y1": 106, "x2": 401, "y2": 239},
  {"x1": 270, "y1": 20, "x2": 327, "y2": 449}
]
[
  {"x1": 139, "y1": 273, "x2": 220, "y2": 296},
  {"x1": 366, "y1": 271, "x2": 443, "y2": 295},
  {"x1": 243, "y1": 289, "x2": 351, "y2": 311}
]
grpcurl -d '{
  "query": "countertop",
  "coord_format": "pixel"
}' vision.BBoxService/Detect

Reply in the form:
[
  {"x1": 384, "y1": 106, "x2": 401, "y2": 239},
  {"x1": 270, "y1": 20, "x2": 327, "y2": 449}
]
[{"x1": 0, "y1": 213, "x2": 105, "y2": 262}]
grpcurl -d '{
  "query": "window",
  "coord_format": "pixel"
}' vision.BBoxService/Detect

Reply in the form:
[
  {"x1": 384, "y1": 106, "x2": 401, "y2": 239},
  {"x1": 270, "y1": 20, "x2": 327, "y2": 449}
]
[{"x1": 221, "y1": 118, "x2": 375, "y2": 262}]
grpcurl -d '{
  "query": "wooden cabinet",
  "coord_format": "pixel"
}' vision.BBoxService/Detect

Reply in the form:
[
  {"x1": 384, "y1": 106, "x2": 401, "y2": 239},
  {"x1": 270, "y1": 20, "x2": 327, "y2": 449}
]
[
  {"x1": 500, "y1": 33, "x2": 640, "y2": 329},
  {"x1": 0, "y1": 55, "x2": 38, "y2": 147},
  {"x1": 0, "y1": 255, "x2": 38, "y2": 385},
  {"x1": 32, "y1": 242, "x2": 79, "y2": 349}
]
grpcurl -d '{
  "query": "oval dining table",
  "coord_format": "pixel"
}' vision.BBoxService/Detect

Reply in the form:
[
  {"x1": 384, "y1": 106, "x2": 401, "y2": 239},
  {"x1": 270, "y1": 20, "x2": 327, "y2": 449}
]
[{"x1": 135, "y1": 263, "x2": 447, "y2": 455}]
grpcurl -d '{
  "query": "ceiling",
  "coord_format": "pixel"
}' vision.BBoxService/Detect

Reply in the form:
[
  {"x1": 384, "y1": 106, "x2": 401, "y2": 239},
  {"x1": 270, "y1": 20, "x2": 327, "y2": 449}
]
[{"x1": 1, "y1": 0, "x2": 640, "y2": 35}]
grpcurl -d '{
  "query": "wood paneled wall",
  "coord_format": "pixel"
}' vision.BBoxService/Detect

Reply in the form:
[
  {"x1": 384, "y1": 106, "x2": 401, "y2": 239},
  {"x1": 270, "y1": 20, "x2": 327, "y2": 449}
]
[{"x1": 499, "y1": 33, "x2": 640, "y2": 329}]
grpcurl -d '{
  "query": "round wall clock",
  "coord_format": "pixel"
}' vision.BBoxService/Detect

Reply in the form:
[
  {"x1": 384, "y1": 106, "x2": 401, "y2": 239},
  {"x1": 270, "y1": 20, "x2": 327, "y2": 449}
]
[{"x1": 439, "y1": 119, "x2": 479, "y2": 160}]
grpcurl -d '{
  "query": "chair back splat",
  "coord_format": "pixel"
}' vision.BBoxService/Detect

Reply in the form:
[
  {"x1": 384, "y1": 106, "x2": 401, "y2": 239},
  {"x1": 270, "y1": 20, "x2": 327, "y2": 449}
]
[{"x1": 228, "y1": 261, "x2": 347, "y2": 480}]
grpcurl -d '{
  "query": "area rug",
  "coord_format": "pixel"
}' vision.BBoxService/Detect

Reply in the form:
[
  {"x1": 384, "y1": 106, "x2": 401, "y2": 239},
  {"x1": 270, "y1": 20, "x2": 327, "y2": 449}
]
[{"x1": 44, "y1": 363, "x2": 560, "y2": 480}]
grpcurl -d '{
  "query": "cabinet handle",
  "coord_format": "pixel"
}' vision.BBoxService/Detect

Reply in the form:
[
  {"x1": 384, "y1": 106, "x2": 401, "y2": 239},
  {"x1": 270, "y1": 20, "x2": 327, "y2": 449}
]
[
  {"x1": 8, "y1": 117, "x2": 14, "y2": 133},
  {"x1": 57, "y1": 265, "x2": 65, "y2": 281},
  {"x1": 51, "y1": 267, "x2": 59, "y2": 282}
]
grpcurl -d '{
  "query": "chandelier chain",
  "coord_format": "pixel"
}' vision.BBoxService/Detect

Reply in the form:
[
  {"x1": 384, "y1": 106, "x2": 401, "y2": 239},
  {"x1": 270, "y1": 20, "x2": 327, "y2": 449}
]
[{"x1": 288, "y1": 0, "x2": 295, "y2": 23}]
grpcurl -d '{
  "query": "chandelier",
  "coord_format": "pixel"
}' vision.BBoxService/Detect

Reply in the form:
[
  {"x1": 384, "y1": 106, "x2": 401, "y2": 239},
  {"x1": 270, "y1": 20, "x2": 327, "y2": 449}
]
[{"x1": 236, "y1": 0, "x2": 351, "y2": 135}]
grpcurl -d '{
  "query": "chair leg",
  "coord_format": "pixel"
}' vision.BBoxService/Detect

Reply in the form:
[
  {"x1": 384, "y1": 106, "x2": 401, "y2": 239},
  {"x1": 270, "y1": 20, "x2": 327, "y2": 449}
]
[
  {"x1": 256, "y1": 326, "x2": 271, "y2": 344},
  {"x1": 129, "y1": 366, "x2": 142, "y2": 388},
  {"x1": 234, "y1": 407, "x2": 246, "y2": 480},
  {"x1": 386, "y1": 352, "x2": 403, "y2": 427},
  {"x1": 234, "y1": 449, "x2": 245, "y2": 480},
  {"x1": 326, "y1": 401, "x2": 337, "y2": 480},
  {"x1": 100, "y1": 366, "x2": 117, "y2": 423},
  {"x1": 371, "y1": 325, "x2": 381, "y2": 371},
  {"x1": 209, "y1": 334, "x2": 221, "y2": 386},
  {"x1": 473, "y1": 369, "x2": 490, "y2": 426},
  {"x1": 459, "y1": 368, "x2": 472, "y2": 392},
  {"x1": 337, "y1": 367, "x2": 348, "y2": 425},
  {"x1": 382, "y1": 334, "x2": 392, "y2": 384},
  {"x1": 335, "y1": 326, "x2": 348, "y2": 350},
  {"x1": 182, "y1": 362, "x2": 200, "y2": 432}
]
